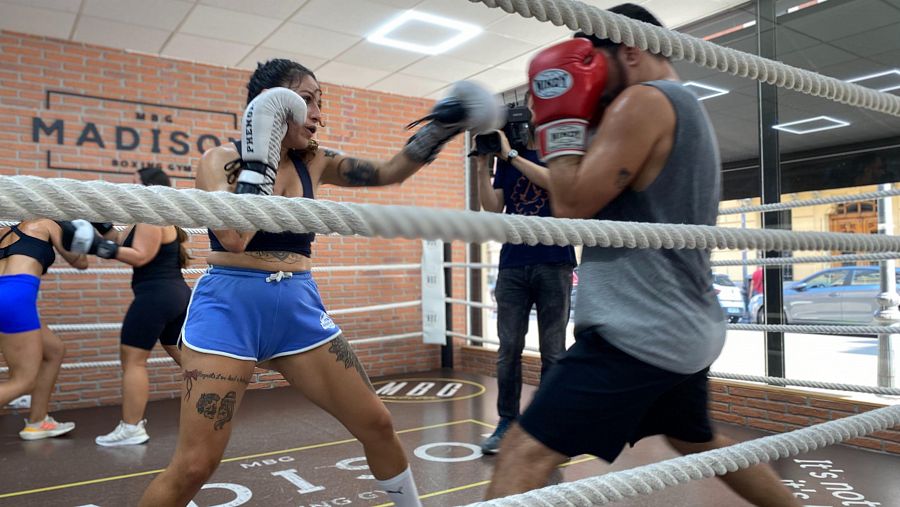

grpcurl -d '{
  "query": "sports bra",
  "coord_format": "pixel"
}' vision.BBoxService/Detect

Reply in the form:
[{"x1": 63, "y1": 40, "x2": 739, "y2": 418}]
[
  {"x1": 208, "y1": 141, "x2": 316, "y2": 257},
  {"x1": 0, "y1": 225, "x2": 56, "y2": 274},
  {"x1": 124, "y1": 226, "x2": 184, "y2": 285}
]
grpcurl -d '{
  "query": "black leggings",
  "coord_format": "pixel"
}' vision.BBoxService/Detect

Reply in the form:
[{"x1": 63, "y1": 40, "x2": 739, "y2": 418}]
[{"x1": 121, "y1": 280, "x2": 191, "y2": 350}]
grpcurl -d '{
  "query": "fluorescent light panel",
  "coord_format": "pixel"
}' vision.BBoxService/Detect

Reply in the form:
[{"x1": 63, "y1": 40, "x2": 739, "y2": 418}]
[
  {"x1": 367, "y1": 10, "x2": 482, "y2": 55},
  {"x1": 772, "y1": 116, "x2": 849, "y2": 135},
  {"x1": 683, "y1": 81, "x2": 729, "y2": 101},
  {"x1": 846, "y1": 69, "x2": 900, "y2": 93}
]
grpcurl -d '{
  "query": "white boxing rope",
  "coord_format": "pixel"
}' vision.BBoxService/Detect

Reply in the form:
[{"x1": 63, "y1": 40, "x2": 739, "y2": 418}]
[
  {"x1": 446, "y1": 298, "x2": 498, "y2": 311},
  {"x1": 465, "y1": 404, "x2": 900, "y2": 507},
  {"x1": 468, "y1": 0, "x2": 900, "y2": 117},
  {"x1": 45, "y1": 263, "x2": 422, "y2": 276},
  {"x1": 730, "y1": 323, "x2": 900, "y2": 335},
  {"x1": 328, "y1": 300, "x2": 421, "y2": 316},
  {"x1": 0, "y1": 332, "x2": 426, "y2": 374},
  {"x1": 6, "y1": 177, "x2": 900, "y2": 254},
  {"x1": 720, "y1": 187, "x2": 900, "y2": 215},
  {"x1": 711, "y1": 252, "x2": 900, "y2": 267},
  {"x1": 46, "y1": 301, "x2": 422, "y2": 334},
  {"x1": 709, "y1": 371, "x2": 900, "y2": 396},
  {"x1": 447, "y1": 331, "x2": 540, "y2": 354}
]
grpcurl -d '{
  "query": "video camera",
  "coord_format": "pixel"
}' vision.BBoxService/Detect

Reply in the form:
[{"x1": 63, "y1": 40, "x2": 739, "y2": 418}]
[{"x1": 472, "y1": 104, "x2": 532, "y2": 156}]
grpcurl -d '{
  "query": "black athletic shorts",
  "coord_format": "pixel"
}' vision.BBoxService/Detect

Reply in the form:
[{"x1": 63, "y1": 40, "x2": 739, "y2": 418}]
[
  {"x1": 121, "y1": 279, "x2": 191, "y2": 350},
  {"x1": 518, "y1": 327, "x2": 714, "y2": 462}
]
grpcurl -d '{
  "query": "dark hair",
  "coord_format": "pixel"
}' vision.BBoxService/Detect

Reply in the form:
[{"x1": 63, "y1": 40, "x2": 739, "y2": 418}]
[
  {"x1": 247, "y1": 59, "x2": 317, "y2": 105},
  {"x1": 135, "y1": 167, "x2": 191, "y2": 267},
  {"x1": 138, "y1": 167, "x2": 171, "y2": 187},
  {"x1": 575, "y1": 3, "x2": 664, "y2": 50}
]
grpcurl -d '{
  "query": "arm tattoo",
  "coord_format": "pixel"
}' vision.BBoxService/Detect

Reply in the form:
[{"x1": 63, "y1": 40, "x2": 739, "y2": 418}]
[
  {"x1": 615, "y1": 167, "x2": 632, "y2": 189},
  {"x1": 338, "y1": 158, "x2": 380, "y2": 187},
  {"x1": 245, "y1": 251, "x2": 308, "y2": 264},
  {"x1": 327, "y1": 335, "x2": 374, "y2": 391},
  {"x1": 323, "y1": 149, "x2": 339, "y2": 158}
]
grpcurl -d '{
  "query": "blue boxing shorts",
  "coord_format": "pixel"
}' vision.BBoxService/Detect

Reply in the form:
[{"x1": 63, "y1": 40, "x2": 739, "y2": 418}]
[
  {"x1": 180, "y1": 266, "x2": 341, "y2": 362},
  {"x1": 0, "y1": 274, "x2": 42, "y2": 334}
]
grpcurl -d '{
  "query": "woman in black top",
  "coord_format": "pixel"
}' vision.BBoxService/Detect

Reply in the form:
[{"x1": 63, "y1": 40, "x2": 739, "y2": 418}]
[
  {"x1": 0, "y1": 219, "x2": 88, "y2": 440},
  {"x1": 94, "y1": 168, "x2": 192, "y2": 446}
]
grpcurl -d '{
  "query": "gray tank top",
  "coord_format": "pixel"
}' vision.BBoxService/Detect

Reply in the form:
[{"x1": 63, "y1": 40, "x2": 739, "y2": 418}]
[{"x1": 573, "y1": 79, "x2": 726, "y2": 374}]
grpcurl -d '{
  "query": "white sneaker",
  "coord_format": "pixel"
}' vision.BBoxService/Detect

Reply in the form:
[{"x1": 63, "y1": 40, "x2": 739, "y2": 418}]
[
  {"x1": 19, "y1": 415, "x2": 76, "y2": 441},
  {"x1": 95, "y1": 420, "x2": 150, "y2": 447}
]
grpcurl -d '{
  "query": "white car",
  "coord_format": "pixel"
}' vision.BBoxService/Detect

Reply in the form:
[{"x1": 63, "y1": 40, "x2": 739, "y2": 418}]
[{"x1": 714, "y1": 273, "x2": 745, "y2": 323}]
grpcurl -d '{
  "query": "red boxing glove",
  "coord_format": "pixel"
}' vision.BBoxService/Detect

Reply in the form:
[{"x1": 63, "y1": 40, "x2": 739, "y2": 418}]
[{"x1": 529, "y1": 38, "x2": 608, "y2": 162}]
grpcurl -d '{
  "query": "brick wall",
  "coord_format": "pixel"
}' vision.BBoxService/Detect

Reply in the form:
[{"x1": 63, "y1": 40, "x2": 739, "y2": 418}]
[
  {"x1": 458, "y1": 346, "x2": 900, "y2": 456},
  {"x1": 0, "y1": 30, "x2": 468, "y2": 413}
]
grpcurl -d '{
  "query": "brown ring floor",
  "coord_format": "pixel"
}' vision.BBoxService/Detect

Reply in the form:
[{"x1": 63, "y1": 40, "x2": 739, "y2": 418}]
[{"x1": 1, "y1": 369, "x2": 897, "y2": 506}]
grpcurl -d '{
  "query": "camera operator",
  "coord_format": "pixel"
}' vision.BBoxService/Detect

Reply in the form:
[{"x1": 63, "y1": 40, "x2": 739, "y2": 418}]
[{"x1": 474, "y1": 95, "x2": 576, "y2": 455}]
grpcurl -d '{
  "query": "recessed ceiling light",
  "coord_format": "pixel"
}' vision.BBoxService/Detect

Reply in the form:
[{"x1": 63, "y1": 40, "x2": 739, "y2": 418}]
[
  {"x1": 772, "y1": 116, "x2": 850, "y2": 135},
  {"x1": 683, "y1": 81, "x2": 729, "y2": 101},
  {"x1": 368, "y1": 10, "x2": 482, "y2": 55},
  {"x1": 846, "y1": 69, "x2": 900, "y2": 93}
]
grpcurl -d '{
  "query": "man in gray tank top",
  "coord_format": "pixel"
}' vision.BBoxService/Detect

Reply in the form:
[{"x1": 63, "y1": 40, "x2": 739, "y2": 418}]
[{"x1": 485, "y1": 4, "x2": 799, "y2": 506}]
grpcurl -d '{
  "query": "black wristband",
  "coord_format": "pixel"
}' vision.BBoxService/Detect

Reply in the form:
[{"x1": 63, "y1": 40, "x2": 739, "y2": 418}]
[{"x1": 91, "y1": 222, "x2": 114, "y2": 235}]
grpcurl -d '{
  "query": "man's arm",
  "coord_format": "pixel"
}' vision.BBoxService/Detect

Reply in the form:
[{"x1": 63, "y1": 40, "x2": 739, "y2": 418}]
[
  {"x1": 547, "y1": 86, "x2": 674, "y2": 219},
  {"x1": 475, "y1": 155, "x2": 504, "y2": 213}
]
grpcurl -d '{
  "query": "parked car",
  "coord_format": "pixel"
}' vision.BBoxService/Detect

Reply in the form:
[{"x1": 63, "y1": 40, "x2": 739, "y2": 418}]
[
  {"x1": 713, "y1": 273, "x2": 746, "y2": 323},
  {"x1": 749, "y1": 266, "x2": 900, "y2": 324}
]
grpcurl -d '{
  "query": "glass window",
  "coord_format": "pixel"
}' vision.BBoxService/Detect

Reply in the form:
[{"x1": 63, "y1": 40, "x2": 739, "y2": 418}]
[
  {"x1": 850, "y1": 270, "x2": 881, "y2": 286},
  {"x1": 713, "y1": 274, "x2": 736, "y2": 286},
  {"x1": 803, "y1": 270, "x2": 849, "y2": 289}
]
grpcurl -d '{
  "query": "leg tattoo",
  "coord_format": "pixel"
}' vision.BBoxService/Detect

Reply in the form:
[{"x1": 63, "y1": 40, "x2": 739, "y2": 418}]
[
  {"x1": 196, "y1": 393, "x2": 220, "y2": 419},
  {"x1": 328, "y1": 336, "x2": 374, "y2": 391},
  {"x1": 214, "y1": 392, "x2": 236, "y2": 431}
]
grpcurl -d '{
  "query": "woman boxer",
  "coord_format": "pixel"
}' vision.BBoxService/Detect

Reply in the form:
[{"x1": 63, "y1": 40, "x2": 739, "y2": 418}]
[
  {"x1": 94, "y1": 167, "x2": 192, "y2": 447},
  {"x1": 0, "y1": 219, "x2": 87, "y2": 440},
  {"x1": 136, "y1": 58, "x2": 499, "y2": 507}
]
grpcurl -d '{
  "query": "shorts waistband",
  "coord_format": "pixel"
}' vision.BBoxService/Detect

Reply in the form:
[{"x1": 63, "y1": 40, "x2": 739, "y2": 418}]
[
  {"x1": 207, "y1": 265, "x2": 312, "y2": 280},
  {"x1": 0, "y1": 273, "x2": 41, "y2": 287}
]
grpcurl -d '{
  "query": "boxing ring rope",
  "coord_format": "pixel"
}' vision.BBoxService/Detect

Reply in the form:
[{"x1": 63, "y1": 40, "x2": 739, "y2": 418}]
[
  {"x1": 446, "y1": 298, "x2": 900, "y2": 337},
  {"x1": 719, "y1": 187, "x2": 900, "y2": 215},
  {"x1": 708, "y1": 371, "x2": 900, "y2": 396},
  {"x1": 447, "y1": 331, "x2": 540, "y2": 354},
  {"x1": 44, "y1": 263, "x2": 422, "y2": 276},
  {"x1": 467, "y1": 0, "x2": 900, "y2": 117},
  {"x1": 465, "y1": 403, "x2": 900, "y2": 507},
  {"x1": 6, "y1": 177, "x2": 900, "y2": 253},
  {"x1": 0, "y1": 332, "x2": 424, "y2": 374},
  {"x1": 41, "y1": 300, "x2": 421, "y2": 335},
  {"x1": 450, "y1": 252, "x2": 900, "y2": 268}
]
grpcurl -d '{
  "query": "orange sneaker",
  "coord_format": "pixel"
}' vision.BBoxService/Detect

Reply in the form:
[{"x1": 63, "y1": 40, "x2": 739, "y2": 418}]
[{"x1": 19, "y1": 415, "x2": 76, "y2": 441}]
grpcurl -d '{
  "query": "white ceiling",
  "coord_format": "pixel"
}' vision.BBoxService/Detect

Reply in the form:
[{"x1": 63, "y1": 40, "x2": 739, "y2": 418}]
[{"x1": 0, "y1": 0, "x2": 747, "y2": 98}]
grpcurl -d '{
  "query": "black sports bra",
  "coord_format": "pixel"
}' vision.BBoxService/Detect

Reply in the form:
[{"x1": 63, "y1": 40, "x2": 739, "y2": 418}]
[
  {"x1": 208, "y1": 141, "x2": 316, "y2": 257},
  {"x1": 124, "y1": 226, "x2": 184, "y2": 285},
  {"x1": 0, "y1": 225, "x2": 56, "y2": 274}
]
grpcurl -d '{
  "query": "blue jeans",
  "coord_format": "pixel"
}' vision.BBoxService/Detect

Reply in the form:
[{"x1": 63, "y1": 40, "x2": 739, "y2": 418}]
[{"x1": 495, "y1": 263, "x2": 574, "y2": 420}]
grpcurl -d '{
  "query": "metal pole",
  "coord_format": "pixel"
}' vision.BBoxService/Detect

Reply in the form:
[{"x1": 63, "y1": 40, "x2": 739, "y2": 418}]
[
  {"x1": 442, "y1": 242, "x2": 454, "y2": 368},
  {"x1": 876, "y1": 183, "x2": 898, "y2": 387},
  {"x1": 757, "y1": 0, "x2": 787, "y2": 378},
  {"x1": 465, "y1": 133, "x2": 484, "y2": 343}
]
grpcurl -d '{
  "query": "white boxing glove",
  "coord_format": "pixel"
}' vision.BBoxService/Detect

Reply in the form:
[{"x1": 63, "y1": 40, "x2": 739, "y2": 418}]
[
  {"x1": 404, "y1": 80, "x2": 503, "y2": 164},
  {"x1": 236, "y1": 87, "x2": 309, "y2": 195}
]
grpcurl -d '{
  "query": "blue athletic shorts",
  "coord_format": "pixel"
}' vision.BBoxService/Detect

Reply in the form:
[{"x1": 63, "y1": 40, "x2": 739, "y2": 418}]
[
  {"x1": 0, "y1": 274, "x2": 41, "y2": 334},
  {"x1": 180, "y1": 266, "x2": 341, "y2": 362}
]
